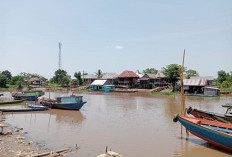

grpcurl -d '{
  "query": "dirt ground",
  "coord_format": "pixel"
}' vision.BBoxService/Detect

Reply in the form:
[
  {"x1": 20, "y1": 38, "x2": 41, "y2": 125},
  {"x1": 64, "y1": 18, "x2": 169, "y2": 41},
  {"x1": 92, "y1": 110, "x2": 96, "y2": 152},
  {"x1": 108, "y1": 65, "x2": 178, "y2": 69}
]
[{"x1": 0, "y1": 112, "x2": 71, "y2": 157}]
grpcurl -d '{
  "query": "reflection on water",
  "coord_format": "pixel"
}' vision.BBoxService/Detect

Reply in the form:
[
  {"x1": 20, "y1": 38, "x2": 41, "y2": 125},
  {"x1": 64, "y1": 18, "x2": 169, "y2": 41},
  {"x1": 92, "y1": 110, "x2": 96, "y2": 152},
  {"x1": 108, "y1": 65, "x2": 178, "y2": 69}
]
[{"x1": 2, "y1": 91, "x2": 232, "y2": 157}]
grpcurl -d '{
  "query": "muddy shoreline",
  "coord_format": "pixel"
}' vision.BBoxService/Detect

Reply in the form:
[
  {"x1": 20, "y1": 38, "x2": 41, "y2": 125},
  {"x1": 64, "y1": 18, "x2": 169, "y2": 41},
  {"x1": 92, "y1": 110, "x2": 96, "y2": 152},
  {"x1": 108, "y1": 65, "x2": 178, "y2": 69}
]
[{"x1": 0, "y1": 112, "x2": 71, "y2": 157}]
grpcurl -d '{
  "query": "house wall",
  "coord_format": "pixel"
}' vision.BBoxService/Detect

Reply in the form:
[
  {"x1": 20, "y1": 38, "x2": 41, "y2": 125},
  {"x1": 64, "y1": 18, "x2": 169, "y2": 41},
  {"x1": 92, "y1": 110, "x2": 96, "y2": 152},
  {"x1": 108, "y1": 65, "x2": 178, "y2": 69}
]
[{"x1": 204, "y1": 89, "x2": 219, "y2": 95}]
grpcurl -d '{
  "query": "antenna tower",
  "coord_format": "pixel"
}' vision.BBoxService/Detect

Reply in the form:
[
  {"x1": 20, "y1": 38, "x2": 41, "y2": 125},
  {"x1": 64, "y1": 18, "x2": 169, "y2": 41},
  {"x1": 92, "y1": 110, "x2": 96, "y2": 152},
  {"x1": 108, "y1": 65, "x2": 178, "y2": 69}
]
[{"x1": 58, "y1": 42, "x2": 62, "y2": 69}]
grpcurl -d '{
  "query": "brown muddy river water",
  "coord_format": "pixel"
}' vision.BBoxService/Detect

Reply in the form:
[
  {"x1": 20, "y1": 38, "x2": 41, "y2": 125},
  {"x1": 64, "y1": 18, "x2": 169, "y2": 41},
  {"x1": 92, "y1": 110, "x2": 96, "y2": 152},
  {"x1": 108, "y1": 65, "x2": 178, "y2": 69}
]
[{"x1": 1, "y1": 92, "x2": 232, "y2": 157}]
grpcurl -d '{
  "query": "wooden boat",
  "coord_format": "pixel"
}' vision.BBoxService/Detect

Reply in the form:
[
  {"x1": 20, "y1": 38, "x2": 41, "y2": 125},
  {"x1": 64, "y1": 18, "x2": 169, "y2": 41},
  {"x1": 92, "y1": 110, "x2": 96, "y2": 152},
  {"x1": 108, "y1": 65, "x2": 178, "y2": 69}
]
[
  {"x1": 11, "y1": 90, "x2": 45, "y2": 101},
  {"x1": 185, "y1": 93, "x2": 219, "y2": 97},
  {"x1": 51, "y1": 95, "x2": 87, "y2": 110},
  {"x1": 187, "y1": 104, "x2": 232, "y2": 124},
  {"x1": 173, "y1": 114, "x2": 232, "y2": 151},
  {"x1": 0, "y1": 100, "x2": 24, "y2": 105},
  {"x1": 0, "y1": 104, "x2": 48, "y2": 112}
]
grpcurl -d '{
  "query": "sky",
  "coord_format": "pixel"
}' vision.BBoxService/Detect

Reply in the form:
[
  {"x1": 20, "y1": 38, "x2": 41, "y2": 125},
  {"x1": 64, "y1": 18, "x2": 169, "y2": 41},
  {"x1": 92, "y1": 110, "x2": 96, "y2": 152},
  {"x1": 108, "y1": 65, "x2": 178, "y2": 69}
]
[{"x1": 1, "y1": 0, "x2": 232, "y2": 79}]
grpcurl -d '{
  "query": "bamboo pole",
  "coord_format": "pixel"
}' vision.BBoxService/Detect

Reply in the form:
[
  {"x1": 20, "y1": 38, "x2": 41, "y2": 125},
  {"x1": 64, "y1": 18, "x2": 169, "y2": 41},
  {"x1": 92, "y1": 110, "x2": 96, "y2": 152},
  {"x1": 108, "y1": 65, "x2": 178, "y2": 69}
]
[{"x1": 180, "y1": 50, "x2": 186, "y2": 136}]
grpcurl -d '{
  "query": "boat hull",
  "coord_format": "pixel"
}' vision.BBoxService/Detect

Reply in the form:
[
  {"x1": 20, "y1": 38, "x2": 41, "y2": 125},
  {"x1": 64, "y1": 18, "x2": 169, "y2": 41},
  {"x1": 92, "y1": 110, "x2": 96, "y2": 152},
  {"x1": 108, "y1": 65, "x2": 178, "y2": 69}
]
[
  {"x1": 51, "y1": 102, "x2": 87, "y2": 110},
  {"x1": 175, "y1": 115, "x2": 232, "y2": 151},
  {"x1": 186, "y1": 94, "x2": 219, "y2": 97},
  {"x1": 0, "y1": 100, "x2": 24, "y2": 105},
  {"x1": 19, "y1": 95, "x2": 38, "y2": 101},
  {"x1": 187, "y1": 107, "x2": 232, "y2": 124}
]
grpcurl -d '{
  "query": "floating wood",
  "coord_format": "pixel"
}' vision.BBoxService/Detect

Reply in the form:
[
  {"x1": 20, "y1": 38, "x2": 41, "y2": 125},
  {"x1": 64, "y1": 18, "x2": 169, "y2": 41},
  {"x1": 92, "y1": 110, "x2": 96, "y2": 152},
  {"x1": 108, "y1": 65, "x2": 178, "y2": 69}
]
[{"x1": 31, "y1": 148, "x2": 71, "y2": 157}]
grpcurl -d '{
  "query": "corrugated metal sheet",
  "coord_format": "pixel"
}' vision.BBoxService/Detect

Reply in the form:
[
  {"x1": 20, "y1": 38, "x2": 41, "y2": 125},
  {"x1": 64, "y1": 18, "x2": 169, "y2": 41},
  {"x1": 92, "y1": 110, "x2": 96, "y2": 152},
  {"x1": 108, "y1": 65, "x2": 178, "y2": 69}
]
[
  {"x1": 102, "y1": 73, "x2": 118, "y2": 79},
  {"x1": 91, "y1": 80, "x2": 107, "y2": 86},
  {"x1": 190, "y1": 76, "x2": 214, "y2": 80},
  {"x1": 183, "y1": 79, "x2": 207, "y2": 86},
  {"x1": 82, "y1": 74, "x2": 97, "y2": 79}
]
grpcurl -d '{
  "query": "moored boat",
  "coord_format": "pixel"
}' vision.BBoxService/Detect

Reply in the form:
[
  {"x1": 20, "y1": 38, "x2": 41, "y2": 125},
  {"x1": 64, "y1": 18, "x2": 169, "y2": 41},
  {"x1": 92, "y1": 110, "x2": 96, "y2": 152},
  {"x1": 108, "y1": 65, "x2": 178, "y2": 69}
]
[
  {"x1": 0, "y1": 100, "x2": 24, "y2": 105},
  {"x1": 185, "y1": 93, "x2": 219, "y2": 97},
  {"x1": 187, "y1": 104, "x2": 232, "y2": 124},
  {"x1": 0, "y1": 104, "x2": 48, "y2": 112},
  {"x1": 11, "y1": 90, "x2": 45, "y2": 101},
  {"x1": 173, "y1": 114, "x2": 232, "y2": 151},
  {"x1": 50, "y1": 95, "x2": 87, "y2": 110}
]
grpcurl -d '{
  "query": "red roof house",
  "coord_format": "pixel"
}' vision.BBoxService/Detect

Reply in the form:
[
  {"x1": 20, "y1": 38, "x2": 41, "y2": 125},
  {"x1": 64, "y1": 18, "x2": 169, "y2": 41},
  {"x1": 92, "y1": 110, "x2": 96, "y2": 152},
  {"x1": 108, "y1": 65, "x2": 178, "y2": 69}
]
[{"x1": 118, "y1": 71, "x2": 139, "y2": 88}]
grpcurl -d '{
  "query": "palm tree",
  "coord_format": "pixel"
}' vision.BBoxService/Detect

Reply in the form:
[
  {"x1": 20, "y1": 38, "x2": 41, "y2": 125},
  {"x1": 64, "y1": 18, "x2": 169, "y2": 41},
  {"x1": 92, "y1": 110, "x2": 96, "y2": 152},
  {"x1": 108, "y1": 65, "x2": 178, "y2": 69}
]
[{"x1": 95, "y1": 69, "x2": 103, "y2": 79}]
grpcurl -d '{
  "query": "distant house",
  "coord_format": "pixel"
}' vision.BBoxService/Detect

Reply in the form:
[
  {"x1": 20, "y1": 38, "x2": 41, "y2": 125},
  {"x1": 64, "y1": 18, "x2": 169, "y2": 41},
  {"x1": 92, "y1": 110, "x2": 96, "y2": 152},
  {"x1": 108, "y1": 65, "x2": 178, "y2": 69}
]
[
  {"x1": 28, "y1": 77, "x2": 41, "y2": 85},
  {"x1": 82, "y1": 74, "x2": 97, "y2": 85},
  {"x1": 139, "y1": 73, "x2": 168, "y2": 89},
  {"x1": 91, "y1": 80, "x2": 115, "y2": 92},
  {"x1": 102, "y1": 73, "x2": 118, "y2": 85},
  {"x1": 183, "y1": 79, "x2": 209, "y2": 94},
  {"x1": 118, "y1": 71, "x2": 139, "y2": 88}
]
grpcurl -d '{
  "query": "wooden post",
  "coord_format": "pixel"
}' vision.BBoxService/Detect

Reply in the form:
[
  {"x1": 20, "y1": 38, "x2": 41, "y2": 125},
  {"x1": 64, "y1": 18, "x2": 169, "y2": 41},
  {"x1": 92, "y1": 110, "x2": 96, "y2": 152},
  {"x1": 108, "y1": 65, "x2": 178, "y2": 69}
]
[{"x1": 180, "y1": 50, "x2": 186, "y2": 136}]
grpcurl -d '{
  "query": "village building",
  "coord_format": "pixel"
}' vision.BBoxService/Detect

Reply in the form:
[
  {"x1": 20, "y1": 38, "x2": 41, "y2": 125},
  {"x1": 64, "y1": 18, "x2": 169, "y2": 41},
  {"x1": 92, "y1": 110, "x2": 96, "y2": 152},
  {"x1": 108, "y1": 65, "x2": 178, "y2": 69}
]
[
  {"x1": 183, "y1": 78, "x2": 217, "y2": 94},
  {"x1": 82, "y1": 74, "x2": 97, "y2": 85},
  {"x1": 28, "y1": 77, "x2": 42, "y2": 85},
  {"x1": 102, "y1": 73, "x2": 118, "y2": 85},
  {"x1": 203, "y1": 86, "x2": 220, "y2": 96},
  {"x1": 139, "y1": 72, "x2": 168, "y2": 89},
  {"x1": 118, "y1": 70, "x2": 139, "y2": 88},
  {"x1": 91, "y1": 80, "x2": 115, "y2": 92}
]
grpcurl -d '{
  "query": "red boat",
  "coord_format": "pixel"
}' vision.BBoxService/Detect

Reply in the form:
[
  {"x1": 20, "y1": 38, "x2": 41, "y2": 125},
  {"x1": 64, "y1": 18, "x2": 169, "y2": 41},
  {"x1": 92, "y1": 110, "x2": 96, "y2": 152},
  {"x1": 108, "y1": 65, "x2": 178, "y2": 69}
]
[{"x1": 173, "y1": 114, "x2": 232, "y2": 151}]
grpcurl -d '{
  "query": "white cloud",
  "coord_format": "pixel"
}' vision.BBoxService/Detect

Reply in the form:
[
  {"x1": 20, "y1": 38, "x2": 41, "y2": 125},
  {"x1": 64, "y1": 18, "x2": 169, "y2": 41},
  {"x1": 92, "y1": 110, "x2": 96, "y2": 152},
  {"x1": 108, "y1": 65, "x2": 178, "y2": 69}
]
[{"x1": 115, "y1": 45, "x2": 124, "y2": 50}]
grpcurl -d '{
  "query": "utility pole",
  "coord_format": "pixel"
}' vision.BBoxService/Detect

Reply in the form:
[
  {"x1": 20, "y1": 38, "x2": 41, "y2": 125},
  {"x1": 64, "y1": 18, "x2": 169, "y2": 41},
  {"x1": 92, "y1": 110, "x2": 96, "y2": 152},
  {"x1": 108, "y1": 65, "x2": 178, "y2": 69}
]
[{"x1": 58, "y1": 42, "x2": 62, "y2": 70}]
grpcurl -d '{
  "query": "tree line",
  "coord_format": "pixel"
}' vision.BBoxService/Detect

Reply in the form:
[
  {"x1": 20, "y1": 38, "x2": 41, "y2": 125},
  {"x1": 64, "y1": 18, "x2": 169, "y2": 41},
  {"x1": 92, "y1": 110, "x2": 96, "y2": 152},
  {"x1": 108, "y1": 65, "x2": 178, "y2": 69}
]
[{"x1": 0, "y1": 66, "x2": 231, "y2": 92}]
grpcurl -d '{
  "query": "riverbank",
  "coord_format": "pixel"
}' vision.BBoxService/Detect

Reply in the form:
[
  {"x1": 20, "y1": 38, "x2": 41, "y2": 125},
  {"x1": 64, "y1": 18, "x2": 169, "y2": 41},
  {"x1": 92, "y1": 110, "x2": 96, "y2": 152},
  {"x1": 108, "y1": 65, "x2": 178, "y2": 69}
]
[{"x1": 0, "y1": 112, "x2": 71, "y2": 157}]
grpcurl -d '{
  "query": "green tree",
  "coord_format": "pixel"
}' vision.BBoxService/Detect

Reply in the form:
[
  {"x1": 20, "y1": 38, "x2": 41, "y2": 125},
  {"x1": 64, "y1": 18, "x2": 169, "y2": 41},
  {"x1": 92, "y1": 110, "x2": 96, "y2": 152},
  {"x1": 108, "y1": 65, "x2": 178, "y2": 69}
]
[
  {"x1": 185, "y1": 69, "x2": 199, "y2": 79},
  {"x1": 142, "y1": 68, "x2": 158, "y2": 74},
  {"x1": 74, "y1": 72, "x2": 83, "y2": 85},
  {"x1": 10, "y1": 75, "x2": 24, "y2": 85},
  {"x1": 0, "y1": 74, "x2": 7, "y2": 88},
  {"x1": 19, "y1": 72, "x2": 47, "y2": 82},
  {"x1": 50, "y1": 69, "x2": 71, "y2": 86},
  {"x1": 162, "y1": 64, "x2": 180, "y2": 92},
  {"x1": 221, "y1": 81, "x2": 232, "y2": 88},
  {"x1": 95, "y1": 69, "x2": 103, "y2": 79},
  {"x1": 218, "y1": 70, "x2": 227, "y2": 83},
  {"x1": 1, "y1": 70, "x2": 12, "y2": 81}
]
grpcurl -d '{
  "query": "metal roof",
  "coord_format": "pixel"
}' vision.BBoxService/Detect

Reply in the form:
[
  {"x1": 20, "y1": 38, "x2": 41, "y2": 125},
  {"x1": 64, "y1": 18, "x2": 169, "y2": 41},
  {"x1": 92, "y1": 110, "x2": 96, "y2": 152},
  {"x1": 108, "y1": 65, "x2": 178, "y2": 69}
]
[
  {"x1": 82, "y1": 74, "x2": 97, "y2": 79},
  {"x1": 203, "y1": 86, "x2": 220, "y2": 90},
  {"x1": 102, "y1": 73, "x2": 118, "y2": 79},
  {"x1": 118, "y1": 71, "x2": 139, "y2": 78},
  {"x1": 183, "y1": 79, "x2": 207, "y2": 86},
  {"x1": 190, "y1": 76, "x2": 214, "y2": 80},
  {"x1": 91, "y1": 80, "x2": 108, "y2": 86}
]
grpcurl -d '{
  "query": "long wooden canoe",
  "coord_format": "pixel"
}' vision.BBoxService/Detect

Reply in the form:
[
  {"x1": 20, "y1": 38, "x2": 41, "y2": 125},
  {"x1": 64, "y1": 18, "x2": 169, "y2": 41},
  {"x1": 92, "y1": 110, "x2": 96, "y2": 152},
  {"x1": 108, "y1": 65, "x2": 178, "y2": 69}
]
[
  {"x1": 173, "y1": 114, "x2": 232, "y2": 151},
  {"x1": 0, "y1": 100, "x2": 24, "y2": 105}
]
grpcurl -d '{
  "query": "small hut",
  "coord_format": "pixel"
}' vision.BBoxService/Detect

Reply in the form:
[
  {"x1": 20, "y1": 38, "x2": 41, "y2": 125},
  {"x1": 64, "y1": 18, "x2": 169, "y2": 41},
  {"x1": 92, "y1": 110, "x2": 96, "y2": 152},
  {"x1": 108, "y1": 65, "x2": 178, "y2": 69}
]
[
  {"x1": 28, "y1": 77, "x2": 41, "y2": 85},
  {"x1": 91, "y1": 80, "x2": 115, "y2": 92}
]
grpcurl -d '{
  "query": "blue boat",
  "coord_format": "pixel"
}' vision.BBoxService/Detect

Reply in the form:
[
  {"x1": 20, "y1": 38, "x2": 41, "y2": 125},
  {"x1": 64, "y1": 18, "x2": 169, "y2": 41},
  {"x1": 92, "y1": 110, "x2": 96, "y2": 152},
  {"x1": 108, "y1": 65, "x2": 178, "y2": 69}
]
[
  {"x1": 173, "y1": 114, "x2": 232, "y2": 151},
  {"x1": 20, "y1": 95, "x2": 39, "y2": 101},
  {"x1": 51, "y1": 95, "x2": 87, "y2": 110}
]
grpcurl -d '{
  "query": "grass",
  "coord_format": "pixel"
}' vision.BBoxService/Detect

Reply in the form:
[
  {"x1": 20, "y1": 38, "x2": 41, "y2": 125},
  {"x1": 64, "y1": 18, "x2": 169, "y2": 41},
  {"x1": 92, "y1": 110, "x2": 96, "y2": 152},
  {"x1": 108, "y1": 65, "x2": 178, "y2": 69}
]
[
  {"x1": 75, "y1": 88, "x2": 89, "y2": 93},
  {"x1": 0, "y1": 84, "x2": 26, "y2": 91},
  {"x1": 150, "y1": 92, "x2": 179, "y2": 97},
  {"x1": 220, "y1": 87, "x2": 232, "y2": 92}
]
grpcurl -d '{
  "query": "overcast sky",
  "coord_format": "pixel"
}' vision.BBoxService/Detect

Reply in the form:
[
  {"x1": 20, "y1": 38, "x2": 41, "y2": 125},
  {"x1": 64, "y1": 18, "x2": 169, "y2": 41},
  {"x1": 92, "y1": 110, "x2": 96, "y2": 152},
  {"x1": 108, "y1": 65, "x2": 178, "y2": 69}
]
[{"x1": 1, "y1": 0, "x2": 232, "y2": 79}]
